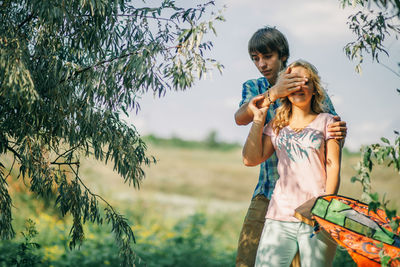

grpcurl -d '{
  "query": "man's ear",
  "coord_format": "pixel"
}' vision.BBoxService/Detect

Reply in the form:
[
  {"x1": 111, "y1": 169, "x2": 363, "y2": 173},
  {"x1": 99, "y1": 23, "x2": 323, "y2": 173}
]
[{"x1": 281, "y1": 56, "x2": 288, "y2": 65}]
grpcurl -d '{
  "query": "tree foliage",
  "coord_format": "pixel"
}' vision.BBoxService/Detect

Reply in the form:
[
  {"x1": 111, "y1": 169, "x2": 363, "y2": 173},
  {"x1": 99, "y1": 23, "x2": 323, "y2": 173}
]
[
  {"x1": 341, "y1": 0, "x2": 400, "y2": 264},
  {"x1": 341, "y1": 0, "x2": 400, "y2": 74},
  {"x1": 0, "y1": 0, "x2": 224, "y2": 265}
]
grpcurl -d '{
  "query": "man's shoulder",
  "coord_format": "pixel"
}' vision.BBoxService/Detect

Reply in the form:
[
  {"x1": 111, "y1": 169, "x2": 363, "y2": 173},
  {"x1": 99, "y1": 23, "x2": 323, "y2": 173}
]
[
  {"x1": 242, "y1": 77, "x2": 269, "y2": 91},
  {"x1": 239, "y1": 77, "x2": 270, "y2": 106}
]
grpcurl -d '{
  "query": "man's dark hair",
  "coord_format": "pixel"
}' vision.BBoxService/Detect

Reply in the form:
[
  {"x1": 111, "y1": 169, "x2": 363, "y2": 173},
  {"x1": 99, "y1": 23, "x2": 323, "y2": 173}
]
[{"x1": 248, "y1": 26, "x2": 290, "y2": 67}]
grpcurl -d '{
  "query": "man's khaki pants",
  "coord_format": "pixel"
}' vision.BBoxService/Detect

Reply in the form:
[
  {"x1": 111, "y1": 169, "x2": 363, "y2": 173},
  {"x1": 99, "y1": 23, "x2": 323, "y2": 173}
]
[{"x1": 236, "y1": 195, "x2": 301, "y2": 267}]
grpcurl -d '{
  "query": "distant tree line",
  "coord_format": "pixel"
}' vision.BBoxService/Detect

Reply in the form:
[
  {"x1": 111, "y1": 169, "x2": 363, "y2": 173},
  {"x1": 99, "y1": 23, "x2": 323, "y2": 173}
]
[{"x1": 144, "y1": 130, "x2": 240, "y2": 150}]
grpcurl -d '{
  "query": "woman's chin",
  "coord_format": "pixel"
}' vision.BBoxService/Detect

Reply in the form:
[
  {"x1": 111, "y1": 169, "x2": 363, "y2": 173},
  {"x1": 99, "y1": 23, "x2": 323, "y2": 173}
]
[
  {"x1": 289, "y1": 98, "x2": 312, "y2": 108},
  {"x1": 289, "y1": 96, "x2": 306, "y2": 104}
]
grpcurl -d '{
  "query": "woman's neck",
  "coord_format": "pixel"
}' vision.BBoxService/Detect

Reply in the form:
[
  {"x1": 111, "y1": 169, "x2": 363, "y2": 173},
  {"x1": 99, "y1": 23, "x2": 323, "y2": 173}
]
[
  {"x1": 289, "y1": 104, "x2": 318, "y2": 130},
  {"x1": 291, "y1": 104, "x2": 315, "y2": 119}
]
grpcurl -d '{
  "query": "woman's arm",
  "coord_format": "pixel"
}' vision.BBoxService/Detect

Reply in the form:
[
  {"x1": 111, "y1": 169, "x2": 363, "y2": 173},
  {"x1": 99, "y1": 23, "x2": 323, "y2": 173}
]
[
  {"x1": 242, "y1": 96, "x2": 275, "y2": 166},
  {"x1": 325, "y1": 139, "x2": 341, "y2": 194},
  {"x1": 235, "y1": 94, "x2": 271, "y2": 125},
  {"x1": 243, "y1": 132, "x2": 275, "y2": 166}
]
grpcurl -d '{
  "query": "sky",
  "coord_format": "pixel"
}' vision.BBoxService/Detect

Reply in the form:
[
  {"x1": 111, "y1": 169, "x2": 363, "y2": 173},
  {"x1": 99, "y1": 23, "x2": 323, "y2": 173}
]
[{"x1": 126, "y1": 0, "x2": 400, "y2": 152}]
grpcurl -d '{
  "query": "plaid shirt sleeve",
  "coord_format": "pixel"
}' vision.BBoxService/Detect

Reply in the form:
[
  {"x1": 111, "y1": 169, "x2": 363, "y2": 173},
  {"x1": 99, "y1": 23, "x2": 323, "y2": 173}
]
[{"x1": 239, "y1": 79, "x2": 262, "y2": 107}]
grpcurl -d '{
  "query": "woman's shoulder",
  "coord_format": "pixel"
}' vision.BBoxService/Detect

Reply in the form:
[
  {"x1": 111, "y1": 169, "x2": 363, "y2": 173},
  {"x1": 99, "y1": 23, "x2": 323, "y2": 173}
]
[
  {"x1": 318, "y1": 113, "x2": 335, "y2": 120},
  {"x1": 314, "y1": 113, "x2": 335, "y2": 127},
  {"x1": 263, "y1": 121, "x2": 275, "y2": 137}
]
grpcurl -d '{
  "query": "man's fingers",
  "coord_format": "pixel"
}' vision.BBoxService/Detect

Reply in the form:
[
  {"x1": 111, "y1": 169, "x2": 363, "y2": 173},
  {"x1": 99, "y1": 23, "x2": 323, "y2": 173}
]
[
  {"x1": 330, "y1": 129, "x2": 347, "y2": 136},
  {"x1": 330, "y1": 130, "x2": 346, "y2": 140},
  {"x1": 280, "y1": 78, "x2": 307, "y2": 91},
  {"x1": 332, "y1": 115, "x2": 341, "y2": 121},
  {"x1": 326, "y1": 128, "x2": 346, "y2": 139},
  {"x1": 328, "y1": 121, "x2": 347, "y2": 128},
  {"x1": 287, "y1": 86, "x2": 301, "y2": 92},
  {"x1": 284, "y1": 73, "x2": 308, "y2": 80},
  {"x1": 328, "y1": 126, "x2": 347, "y2": 132},
  {"x1": 334, "y1": 135, "x2": 346, "y2": 140}
]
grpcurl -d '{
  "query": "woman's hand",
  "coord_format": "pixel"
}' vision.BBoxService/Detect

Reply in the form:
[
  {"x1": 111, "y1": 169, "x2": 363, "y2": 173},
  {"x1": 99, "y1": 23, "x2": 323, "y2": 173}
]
[{"x1": 249, "y1": 95, "x2": 269, "y2": 123}]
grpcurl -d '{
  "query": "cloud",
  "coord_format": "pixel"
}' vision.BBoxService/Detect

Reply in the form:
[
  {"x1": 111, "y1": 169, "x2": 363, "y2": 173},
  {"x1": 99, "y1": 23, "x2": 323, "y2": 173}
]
[
  {"x1": 346, "y1": 119, "x2": 394, "y2": 151},
  {"x1": 329, "y1": 94, "x2": 344, "y2": 107},
  {"x1": 121, "y1": 113, "x2": 149, "y2": 134},
  {"x1": 223, "y1": 97, "x2": 240, "y2": 110},
  {"x1": 271, "y1": 1, "x2": 354, "y2": 43},
  {"x1": 224, "y1": 0, "x2": 355, "y2": 44}
]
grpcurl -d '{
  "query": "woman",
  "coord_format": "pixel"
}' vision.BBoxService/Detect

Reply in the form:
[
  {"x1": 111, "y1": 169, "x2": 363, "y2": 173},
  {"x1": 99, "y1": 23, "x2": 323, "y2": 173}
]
[{"x1": 243, "y1": 60, "x2": 341, "y2": 267}]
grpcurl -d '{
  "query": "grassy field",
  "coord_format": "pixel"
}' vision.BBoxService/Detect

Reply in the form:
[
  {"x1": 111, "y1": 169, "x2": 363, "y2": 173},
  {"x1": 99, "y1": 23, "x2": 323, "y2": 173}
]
[
  {"x1": 3, "y1": 140, "x2": 399, "y2": 266},
  {"x1": 81, "y1": 142, "x2": 400, "y2": 215},
  {"x1": 79, "y1": 141, "x2": 400, "y2": 247}
]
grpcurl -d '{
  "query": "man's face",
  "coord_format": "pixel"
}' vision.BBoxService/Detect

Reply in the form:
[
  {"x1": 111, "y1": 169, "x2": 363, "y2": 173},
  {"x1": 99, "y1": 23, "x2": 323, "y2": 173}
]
[{"x1": 250, "y1": 51, "x2": 285, "y2": 85}]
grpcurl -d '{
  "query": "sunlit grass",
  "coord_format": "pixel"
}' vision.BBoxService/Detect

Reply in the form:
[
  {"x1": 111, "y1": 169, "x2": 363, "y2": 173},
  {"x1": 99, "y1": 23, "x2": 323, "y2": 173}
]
[{"x1": 1, "y1": 140, "x2": 398, "y2": 266}]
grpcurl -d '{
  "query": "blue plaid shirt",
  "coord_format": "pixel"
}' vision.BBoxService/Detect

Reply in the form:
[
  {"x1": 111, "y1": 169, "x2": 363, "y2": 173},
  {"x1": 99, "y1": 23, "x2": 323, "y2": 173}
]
[{"x1": 239, "y1": 77, "x2": 337, "y2": 199}]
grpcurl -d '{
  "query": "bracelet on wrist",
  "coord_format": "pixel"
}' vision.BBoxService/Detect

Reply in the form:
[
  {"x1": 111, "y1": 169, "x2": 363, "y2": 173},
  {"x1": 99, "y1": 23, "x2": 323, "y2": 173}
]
[{"x1": 267, "y1": 90, "x2": 274, "y2": 105}]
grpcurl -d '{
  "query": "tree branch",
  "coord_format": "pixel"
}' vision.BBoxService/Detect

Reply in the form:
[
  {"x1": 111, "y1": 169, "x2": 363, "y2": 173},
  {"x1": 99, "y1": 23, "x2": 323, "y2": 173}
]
[
  {"x1": 18, "y1": 13, "x2": 35, "y2": 29},
  {"x1": 52, "y1": 145, "x2": 81, "y2": 164},
  {"x1": 118, "y1": 14, "x2": 179, "y2": 27},
  {"x1": 68, "y1": 164, "x2": 118, "y2": 215},
  {"x1": 379, "y1": 62, "x2": 400, "y2": 78},
  {"x1": 59, "y1": 51, "x2": 139, "y2": 84},
  {"x1": 4, "y1": 155, "x2": 16, "y2": 180},
  {"x1": 5, "y1": 144, "x2": 22, "y2": 161},
  {"x1": 51, "y1": 161, "x2": 80, "y2": 166}
]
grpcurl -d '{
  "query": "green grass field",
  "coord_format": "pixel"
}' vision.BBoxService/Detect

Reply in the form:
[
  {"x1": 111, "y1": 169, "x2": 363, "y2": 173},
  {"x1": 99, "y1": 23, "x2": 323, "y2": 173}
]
[
  {"x1": 81, "y1": 141, "x2": 399, "y2": 264},
  {"x1": 2, "y1": 139, "x2": 399, "y2": 266},
  {"x1": 81, "y1": 142, "x2": 400, "y2": 220}
]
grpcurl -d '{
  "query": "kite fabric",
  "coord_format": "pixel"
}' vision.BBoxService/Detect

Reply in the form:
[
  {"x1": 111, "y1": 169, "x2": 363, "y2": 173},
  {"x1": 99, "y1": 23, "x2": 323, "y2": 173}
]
[{"x1": 310, "y1": 195, "x2": 400, "y2": 267}]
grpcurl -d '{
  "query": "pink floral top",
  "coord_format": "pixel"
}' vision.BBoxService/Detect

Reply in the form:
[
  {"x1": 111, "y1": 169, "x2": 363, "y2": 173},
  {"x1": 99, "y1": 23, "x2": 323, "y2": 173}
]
[{"x1": 263, "y1": 113, "x2": 335, "y2": 222}]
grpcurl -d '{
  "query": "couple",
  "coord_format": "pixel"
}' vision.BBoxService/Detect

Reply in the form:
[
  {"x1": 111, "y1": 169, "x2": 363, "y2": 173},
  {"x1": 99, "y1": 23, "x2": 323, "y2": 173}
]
[{"x1": 235, "y1": 27, "x2": 347, "y2": 267}]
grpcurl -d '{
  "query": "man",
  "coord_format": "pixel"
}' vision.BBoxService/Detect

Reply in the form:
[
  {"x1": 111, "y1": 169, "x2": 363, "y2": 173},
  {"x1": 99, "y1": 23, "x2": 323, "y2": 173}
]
[{"x1": 235, "y1": 26, "x2": 347, "y2": 267}]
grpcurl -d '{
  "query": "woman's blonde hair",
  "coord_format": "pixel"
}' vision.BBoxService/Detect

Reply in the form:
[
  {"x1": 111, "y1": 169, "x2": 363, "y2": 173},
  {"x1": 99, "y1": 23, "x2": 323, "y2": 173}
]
[{"x1": 272, "y1": 59, "x2": 327, "y2": 134}]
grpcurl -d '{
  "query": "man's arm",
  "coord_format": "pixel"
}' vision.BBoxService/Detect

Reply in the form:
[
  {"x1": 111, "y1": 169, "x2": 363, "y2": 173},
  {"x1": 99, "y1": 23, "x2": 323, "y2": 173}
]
[{"x1": 235, "y1": 68, "x2": 307, "y2": 126}]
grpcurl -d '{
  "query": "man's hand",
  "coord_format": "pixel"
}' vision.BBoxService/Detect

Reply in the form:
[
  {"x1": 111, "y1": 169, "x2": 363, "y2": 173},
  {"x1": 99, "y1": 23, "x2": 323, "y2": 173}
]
[
  {"x1": 267, "y1": 67, "x2": 308, "y2": 102},
  {"x1": 328, "y1": 116, "x2": 347, "y2": 140}
]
